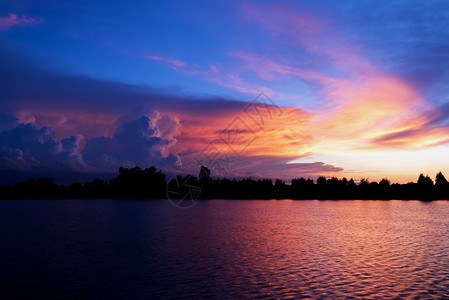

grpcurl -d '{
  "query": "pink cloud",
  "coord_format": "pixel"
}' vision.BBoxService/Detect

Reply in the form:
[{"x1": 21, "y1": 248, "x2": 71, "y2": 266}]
[
  {"x1": 145, "y1": 55, "x2": 187, "y2": 69},
  {"x1": 232, "y1": 50, "x2": 440, "y2": 152},
  {"x1": 0, "y1": 13, "x2": 42, "y2": 29},
  {"x1": 234, "y1": 4, "x2": 443, "y2": 153},
  {"x1": 184, "y1": 63, "x2": 295, "y2": 101},
  {"x1": 240, "y1": 4, "x2": 371, "y2": 74},
  {"x1": 145, "y1": 54, "x2": 298, "y2": 101},
  {"x1": 204, "y1": 64, "x2": 267, "y2": 94}
]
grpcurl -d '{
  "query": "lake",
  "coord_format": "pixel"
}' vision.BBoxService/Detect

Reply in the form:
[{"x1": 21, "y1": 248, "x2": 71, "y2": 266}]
[{"x1": 1, "y1": 199, "x2": 449, "y2": 298}]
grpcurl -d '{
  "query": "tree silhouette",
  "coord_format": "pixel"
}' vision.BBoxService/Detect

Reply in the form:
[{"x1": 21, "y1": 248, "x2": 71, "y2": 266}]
[
  {"x1": 435, "y1": 172, "x2": 449, "y2": 198},
  {"x1": 1, "y1": 166, "x2": 449, "y2": 200},
  {"x1": 416, "y1": 173, "x2": 433, "y2": 200},
  {"x1": 435, "y1": 172, "x2": 448, "y2": 186},
  {"x1": 199, "y1": 166, "x2": 212, "y2": 198}
]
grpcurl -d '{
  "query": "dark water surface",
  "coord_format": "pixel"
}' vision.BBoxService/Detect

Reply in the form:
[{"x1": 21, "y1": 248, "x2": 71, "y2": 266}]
[{"x1": 1, "y1": 199, "x2": 449, "y2": 298}]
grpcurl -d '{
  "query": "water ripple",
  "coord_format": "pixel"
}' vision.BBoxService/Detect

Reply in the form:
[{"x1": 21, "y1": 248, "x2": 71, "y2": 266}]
[{"x1": 1, "y1": 200, "x2": 449, "y2": 298}]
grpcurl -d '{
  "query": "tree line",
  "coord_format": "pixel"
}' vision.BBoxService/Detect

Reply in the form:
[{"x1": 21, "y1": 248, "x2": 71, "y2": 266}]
[{"x1": 1, "y1": 165, "x2": 449, "y2": 200}]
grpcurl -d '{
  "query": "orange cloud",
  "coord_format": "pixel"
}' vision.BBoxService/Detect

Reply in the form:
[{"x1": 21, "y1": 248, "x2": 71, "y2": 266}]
[
  {"x1": 232, "y1": 50, "x2": 437, "y2": 152},
  {"x1": 235, "y1": 3, "x2": 447, "y2": 155},
  {"x1": 168, "y1": 96, "x2": 311, "y2": 160}
]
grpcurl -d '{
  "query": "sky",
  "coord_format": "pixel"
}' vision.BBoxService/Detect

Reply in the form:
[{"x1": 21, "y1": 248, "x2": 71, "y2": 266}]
[{"x1": 1, "y1": 0, "x2": 449, "y2": 184}]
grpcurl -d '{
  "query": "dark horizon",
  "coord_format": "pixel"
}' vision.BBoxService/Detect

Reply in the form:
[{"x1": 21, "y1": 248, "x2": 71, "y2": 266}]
[{"x1": 2, "y1": 165, "x2": 449, "y2": 201}]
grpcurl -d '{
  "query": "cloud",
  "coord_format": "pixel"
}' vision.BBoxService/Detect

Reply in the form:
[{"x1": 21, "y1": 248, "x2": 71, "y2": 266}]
[
  {"x1": 169, "y1": 101, "x2": 311, "y2": 162},
  {"x1": 234, "y1": 4, "x2": 449, "y2": 154},
  {"x1": 241, "y1": 1, "x2": 449, "y2": 103},
  {"x1": 0, "y1": 121, "x2": 85, "y2": 172},
  {"x1": 0, "y1": 113, "x2": 343, "y2": 182},
  {"x1": 0, "y1": 46, "x2": 322, "y2": 181},
  {"x1": 231, "y1": 51, "x2": 436, "y2": 153},
  {"x1": 0, "y1": 44, "x2": 253, "y2": 139},
  {"x1": 144, "y1": 53, "x2": 298, "y2": 100},
  {"x1": 2, "y1": 38, "x2": 444, "y2": 183},
  {"x1": 372, "y1": 124, "x2": 449, "y2": 149},
  {"x1": 0, "y1": 45, "x2": 312, "y2": 162},
  {"x1": 0, "y1": 113, "x2": 182, "y2": 179},
  {"x1": 198, "y1": 64, "x2": 272, "y2": 95},
  {"x1": 145, "y1": 55, "x2": 187, "y2": 70},
  {"x1": 155, "y1": 114, "x2": 181, "y2": 140},
  {"x1": 187, "y1": 154, "x2": 343, "y2": 181},
  {"x1": 0, "y1": 13, "x2": 42, "y2": 29},
  {"x1": 324, "y1": 0, "x2": 449, "y2": 91},
  {"x1": 83, "y1": 115, "x2": 181, "y2": 171}
]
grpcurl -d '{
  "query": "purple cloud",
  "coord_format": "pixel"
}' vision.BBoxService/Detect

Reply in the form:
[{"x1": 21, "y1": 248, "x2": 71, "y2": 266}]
[
  {"x1": 0, "y1": 121, "x2": 84, "y2": 172},
  {"x1": 0, "y1": 13, "x2": 42, "y2": 29},
  {"x1": 0, "y1": 113, "x2": 182, "y2": 178},
  {"x1": 83, "y1": 116, "x2": 181, "y2": 171}
]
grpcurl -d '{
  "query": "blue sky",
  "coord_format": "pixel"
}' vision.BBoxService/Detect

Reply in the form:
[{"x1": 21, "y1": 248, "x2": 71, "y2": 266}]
[{"x1": 3, "y1": 0, "x2": 449, "y2": 104}]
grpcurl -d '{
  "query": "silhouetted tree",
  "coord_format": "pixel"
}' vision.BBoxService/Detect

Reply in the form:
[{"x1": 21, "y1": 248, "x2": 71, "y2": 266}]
[
  {"x1": 3, "y1": 167, "x2": 449, "y2": 200},
  {"x1": 418, "y1": 173, "x2": 433, "y2": 186},
  {"x1": 358, "y1": 178, "x2": 369, "y2": 199},
  {"x1": 435, "y1": 172, "x2": 449, "y2": 199},
  {"x1": 110, "y1": 166, "x2": 166, "y2": 198},
  {"x1": 377, "y1": 178, "x2": 391, "y2": 199},
  {"x1": 199, "y1": 166, "x2": 211, "y2": 183},
  {"x1": 317, "y1": 177, "x2": 327, "y2": 185},
  {"x1": 274, "y1": 179, "x2": 288, "y2": 199},
  {"x1": 435, "y1": 172, "x2": 448, "y2": 186},
  {"x1": 199, "y1": 166, "x2": 212, "y2": 198},
  {"x1": 416, "y1": 173, "x2": 434, "y2": 200},
  {"x1": 291, "y1": 177, "x2": 314, "y2": 199}
]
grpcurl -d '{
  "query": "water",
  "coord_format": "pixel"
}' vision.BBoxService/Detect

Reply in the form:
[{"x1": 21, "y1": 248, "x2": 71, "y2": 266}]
[{"x1": 1, "y1": 199, "x2": 449, "y2": 298}]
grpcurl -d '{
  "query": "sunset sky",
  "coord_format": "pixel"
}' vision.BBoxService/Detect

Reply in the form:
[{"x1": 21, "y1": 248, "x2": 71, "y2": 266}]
[{"x1": 1, "y1": 0, "x2": 449, "y2": 183}]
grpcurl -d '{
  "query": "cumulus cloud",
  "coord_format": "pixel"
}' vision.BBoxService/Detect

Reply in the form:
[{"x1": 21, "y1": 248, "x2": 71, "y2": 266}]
[
  {"x1": 83, "y1": 115, "x2": 181, "y2": 171},
  {"x1": 0, "y1": 113, "x2": 182, "y2": 177},
  {"x1": 0, "y1": 44, "x2": 345, "y2": 182},
  {"x1": 0, "y1": 121, "x2": 84, "y2": 172},
  {"x1": 0, "y1": 111, "x2": 342, "y2": 182},
  {"x1": 155, "y1": 114, "x2": 181, "y2": 140},
  {"x1": 0, "y1": 44, "x2": 252, "y2": 141}
]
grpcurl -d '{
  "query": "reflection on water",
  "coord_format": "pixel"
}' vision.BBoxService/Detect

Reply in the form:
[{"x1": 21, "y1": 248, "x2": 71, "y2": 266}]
[{"x1": 1, "y1": 200, "x2": 449, "y2": 298}]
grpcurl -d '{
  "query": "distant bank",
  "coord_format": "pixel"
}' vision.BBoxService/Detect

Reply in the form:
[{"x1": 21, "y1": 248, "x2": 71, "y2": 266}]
[{"x1": 1, "y1": 166, "x2": 449, "y2": 200}]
